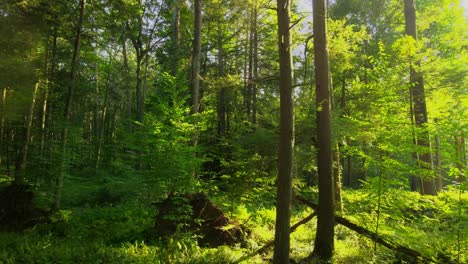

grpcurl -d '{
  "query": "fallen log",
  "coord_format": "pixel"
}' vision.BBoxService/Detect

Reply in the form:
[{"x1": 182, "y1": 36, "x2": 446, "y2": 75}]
[
  {"x1": 234, "y1": 211, "x2": 317, "y2": 264},
  {"x1": 296, "y1": 195, "x2": 434, "y2": 263}
]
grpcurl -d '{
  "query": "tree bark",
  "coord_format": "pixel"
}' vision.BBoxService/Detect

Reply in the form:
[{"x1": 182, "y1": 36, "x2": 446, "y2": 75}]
[
  {"x1": 312, "y1": 0, "x2": 335, "y2": 260},
  {"x1": 273, "y1": 0, "x2": 295, "y2": 263},
  {"x1": 404, "y1": 0, "x2": 437, "y2": 195}
]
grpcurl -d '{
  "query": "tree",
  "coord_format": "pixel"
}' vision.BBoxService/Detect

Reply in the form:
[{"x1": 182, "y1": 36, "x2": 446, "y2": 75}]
[
  {"x1": 191, "y1": 0, "x2": 202, "y2": 115},
  {"x1": 312, "y1": 0, "x2": 335, "y2": 260},
  {"x1": 273, "y1": 0, "x2": 294, "y2": 262},
  {"x1": 404, "y1": 0, "x2": 437, "y2": 195},
  {"x1": 55, "y1": 0, "x2": 86, "y2": 209}
]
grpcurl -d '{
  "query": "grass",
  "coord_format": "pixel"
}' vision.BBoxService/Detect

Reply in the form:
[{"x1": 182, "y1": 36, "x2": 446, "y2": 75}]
[{"x1": 0, "y1": 178, "x2": 465, "y2": 263}]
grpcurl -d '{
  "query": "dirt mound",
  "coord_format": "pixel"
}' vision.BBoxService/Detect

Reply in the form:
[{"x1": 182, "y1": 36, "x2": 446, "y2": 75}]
[
  {"x1": 0, "y1": 183, "x2": 47, "y2": 230},
  {"x1": 154, "y1": 192, "x2": 248, "y2": 247}
]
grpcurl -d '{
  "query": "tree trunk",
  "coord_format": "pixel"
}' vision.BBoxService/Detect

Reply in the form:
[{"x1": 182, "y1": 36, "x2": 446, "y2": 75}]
[
  {"x1": 171, "y1": 0, "x2": 181, "y2": 77},
  {"x1": 0, "y1": 87, "x2": 6, "y2": 167},
  {"x1": 333, "y1": 144, "x2": 343, "y2": 212},
  {"x1": 252, "y1": 4, "x2": 258, "y2": 125},
  {"x1": 216, "y1": 20, "x2": 227, "y2": 135},
  {"x1": 312, "y1": 0, "x2": 335, "y2": 260},
  {"x1": 434, "y1": 130, "x2": 443, "y2": 191},
  {"x1": 404, "y1": 0, "x2": 436, "y2": 195},
  {"x1": 135, "y1": 54, "x2": 144, "y2": 123},
  {"x1": 14, "y1": 82, "x2": 39, "y2": 184},
  {"x1": 455, "y1": 132, "x2": 466, "y2": 182},
  {"x1": 122, "y1": 35, "x2": 132, "y2": 127},
  {"x1": 246, "y1": 5, "x2": 254, "y2": 122},
  {"x1": 273, "y1": 0, "x2": 295, "y2": 263},
  {"x1": 55, "y1": 0, "x2": 85, "y2": 210},
  {"x1": 191, "y1": 0, "x2": 202, "y2": 115}
]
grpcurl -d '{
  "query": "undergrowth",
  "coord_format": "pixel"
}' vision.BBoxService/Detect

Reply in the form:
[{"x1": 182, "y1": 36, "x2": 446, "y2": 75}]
[{"x1": 0, "y1": 185, "x2": 465, "y2": 263}]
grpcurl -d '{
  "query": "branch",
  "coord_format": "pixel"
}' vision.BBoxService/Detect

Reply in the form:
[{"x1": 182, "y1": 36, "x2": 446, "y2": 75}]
[
  {"x1": 234, "y1": 211, "x2": 317, "y2": 264},
  {"x1": 295, "y1": 196, "x2": 434, "y2": 263}
]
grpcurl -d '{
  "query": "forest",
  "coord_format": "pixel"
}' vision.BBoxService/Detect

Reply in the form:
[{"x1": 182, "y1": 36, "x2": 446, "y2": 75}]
[{"x1": 0, "y1": 0, "x2": 466, "y2": 263}]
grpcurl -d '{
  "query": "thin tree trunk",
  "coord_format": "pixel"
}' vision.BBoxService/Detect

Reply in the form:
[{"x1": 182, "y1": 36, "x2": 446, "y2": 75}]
[
  {"x1": 191, "y1": 0, "x2": 202, "y2": 115},
  {"x1": 135, "y1": 54, "x2": 144, "y2": 123},
  {"x1": 455, "y1": 132, "x2": 466, "y2": 182},
  {"x1": 246, "y1": 6, "x2": 253, "y2": 120},
  {"x1": 216, "y1": 20, "x2": 227, "y2": 135},
  {"x1": 334, "y1": 144, "x2": 343, "y2": 212},
  {"x1": 434, "y1": 130, "x2": 443, "y2": 191},
  {"x1": 252, "y1": 4, "x2": 258, "y2": 125},
  {"x1": 171, "y1": 0, "x2": 181, "y2": 76},
  {"x1": 0, "y1": 87, "x2": 6, "y2": 167},
  {"x1": 273, "y1": 0, "x2": 294, "y2": 262},
  {"x1": 55, "y1": 0, "x2": 85, "y2": 209},
  {"x1": 15, "y1": 82, "x2": 39, "y2": 184},
  {"x1": 122, "y1": 35, "x2": 132, "y2": 126},
  {"x1": 312, "y1": 0, "x2": 335, "y2": 259}
]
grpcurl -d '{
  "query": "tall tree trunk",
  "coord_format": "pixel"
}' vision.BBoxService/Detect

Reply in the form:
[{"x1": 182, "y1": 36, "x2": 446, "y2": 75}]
[
  {"x1": 312, "y1": 0, "x2": 335, "y2": 260},
  {"x1": 135, "y1": 54, "x2": 144, "y2": 123},
  {"x1": 252, "y1": 4, "x2": 258, "y2": 125},
  {"x1": 216, "y1": 20, "x2": 227, "y2": 135},
  {"x1": 191, "y1": 0, "x2": 202, "y2": 115},
  {"x1": 409, "y1": 83, "x2": 419, "y2": 191},
  {"x1": 273, "y1": 0, "x2": 294, "y2": 262},
  {"x1": 55, "y1": 0, "x2": 85, "y2": 209},
  {"x1": 171, "y1": 0, "x2": 181, "y2": 76},
  {"x1": 122, "y1": 35, "x2": 132, "y2": 127},
  {"x1": 455, "y1": 132, "x2": 466, "y2": 182},
  {"x1": 434, "y1": 129, "x2": 443, "y2": 191},
  {"x1": 0, "y1": 87, "x2": 5, "y2": 167},
  {"x1": 333, "y1": 144, "x2": 343, "y2": 212},
  {"x1": 14, "y1": 82, "x2": 39, "y2": 184},
  {"x1": 404, "y1": 0, "x2": 436, "y2": 195},
  {"x1": 246, "y1": 7, "x2": 253, "y2": 120}
]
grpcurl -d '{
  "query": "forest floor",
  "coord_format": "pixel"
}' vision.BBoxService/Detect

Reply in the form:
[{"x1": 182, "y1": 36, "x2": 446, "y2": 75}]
[{"x1": 0, "y1": 175, "x2": 466, "y2": 263}]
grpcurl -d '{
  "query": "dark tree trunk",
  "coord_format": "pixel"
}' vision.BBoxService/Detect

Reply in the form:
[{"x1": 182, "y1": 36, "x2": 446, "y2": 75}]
[
  {"x1": 404, "y1": 0, "x2": 436, "y2": 195},
  {"x1": 312, "y1": 0, "x2": 335, "y2": 260},
  {"x1": 0, "y1": 87, "x2": 5, "y2": 167},
  {"x1": 135, "y1": 54, "x2": 144, "y2": 123},
  {"x1": 273, "y1": 0, "x2": 295, "y2": 263}
]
